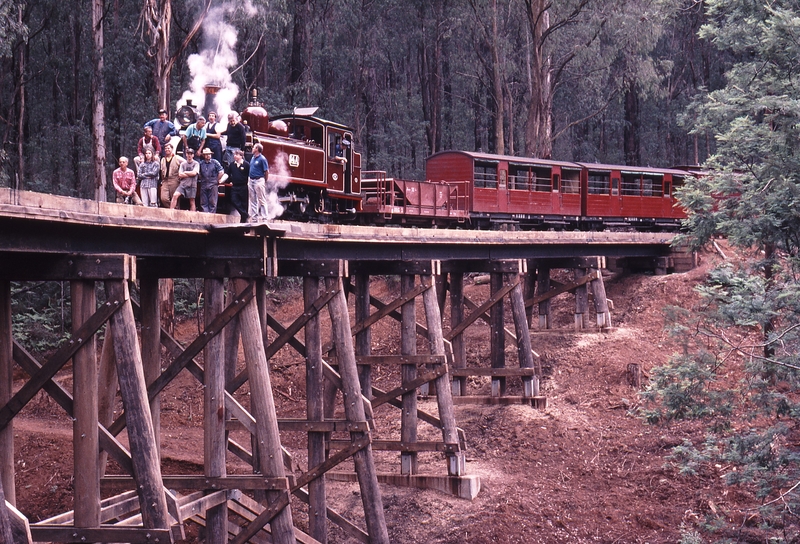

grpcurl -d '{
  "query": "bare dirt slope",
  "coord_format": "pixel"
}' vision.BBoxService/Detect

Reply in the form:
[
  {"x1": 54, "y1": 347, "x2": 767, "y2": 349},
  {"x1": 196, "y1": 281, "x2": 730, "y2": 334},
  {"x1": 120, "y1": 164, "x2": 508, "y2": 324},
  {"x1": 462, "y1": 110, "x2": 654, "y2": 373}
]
[{"x1": 11, "y1": 247, "x2": 748, "y2": 543}]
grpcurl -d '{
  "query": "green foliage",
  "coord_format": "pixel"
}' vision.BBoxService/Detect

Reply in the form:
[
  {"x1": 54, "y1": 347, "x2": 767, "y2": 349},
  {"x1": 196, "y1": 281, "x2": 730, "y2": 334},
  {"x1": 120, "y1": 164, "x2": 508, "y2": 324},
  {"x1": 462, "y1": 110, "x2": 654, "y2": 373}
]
[
  {"x1": 666, "y1": 438, "x2": 716, "y2": 476},
  {"x1": 174, "y1": 279, "x2": 202, "y2": 318},
  {"x1": 0, "y1": 0, "x2": 26, "y2": 59},
  {"x1": 11, "y1": 282, "x2": 72, "y2": 355},
  {"x1": 679, "y1": 528, "x2": 705, "y2": 544},
  {"x1": 647, "y1": 2, "x2": 800, "y2": 540}
]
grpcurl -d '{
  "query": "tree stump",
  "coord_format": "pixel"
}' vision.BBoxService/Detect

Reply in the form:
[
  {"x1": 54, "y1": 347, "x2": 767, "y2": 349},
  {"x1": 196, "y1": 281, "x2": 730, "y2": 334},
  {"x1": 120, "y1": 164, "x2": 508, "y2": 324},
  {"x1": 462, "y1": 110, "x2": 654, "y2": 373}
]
[{"x1": 627, "y1": 363, "x2": 642, "y2": 389}]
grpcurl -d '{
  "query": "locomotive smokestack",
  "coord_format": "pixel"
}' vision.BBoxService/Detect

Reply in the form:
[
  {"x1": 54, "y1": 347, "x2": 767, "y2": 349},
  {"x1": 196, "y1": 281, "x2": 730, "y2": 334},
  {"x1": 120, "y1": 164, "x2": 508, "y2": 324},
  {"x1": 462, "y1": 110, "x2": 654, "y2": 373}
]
[{"x1": 203, "y1": 84, "x2": 221, "y2": 116}]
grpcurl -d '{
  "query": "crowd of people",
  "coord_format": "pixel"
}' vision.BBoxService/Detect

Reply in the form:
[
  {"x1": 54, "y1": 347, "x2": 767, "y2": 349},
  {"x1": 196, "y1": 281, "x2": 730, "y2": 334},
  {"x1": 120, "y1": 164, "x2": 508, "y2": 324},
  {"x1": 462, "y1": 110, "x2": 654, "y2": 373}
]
[{"x1": 112, "y1": 108, "x2": 271, "y2": 222}]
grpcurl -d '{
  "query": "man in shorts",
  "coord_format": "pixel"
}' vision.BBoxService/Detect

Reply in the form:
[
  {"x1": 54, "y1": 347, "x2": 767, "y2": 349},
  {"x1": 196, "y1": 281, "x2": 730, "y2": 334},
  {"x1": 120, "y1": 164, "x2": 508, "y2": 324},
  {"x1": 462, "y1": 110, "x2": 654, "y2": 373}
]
[{"x1": 171, "y1": 148, "x2": 200, "y2": 211}]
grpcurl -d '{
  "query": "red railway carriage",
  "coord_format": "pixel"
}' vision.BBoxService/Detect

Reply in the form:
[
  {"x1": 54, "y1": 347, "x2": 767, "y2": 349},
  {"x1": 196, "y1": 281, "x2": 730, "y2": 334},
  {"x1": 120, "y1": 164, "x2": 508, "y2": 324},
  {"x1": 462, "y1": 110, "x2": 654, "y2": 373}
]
[
  {"x1": 243, "y1": 105, "x2": 362, "y2": 218},
  {"x1": 426, "y1": 151, "x2": 582, "y2": 229},
  {"x1": 578, "y1": 163, "x2": 688, "y2": 229}
]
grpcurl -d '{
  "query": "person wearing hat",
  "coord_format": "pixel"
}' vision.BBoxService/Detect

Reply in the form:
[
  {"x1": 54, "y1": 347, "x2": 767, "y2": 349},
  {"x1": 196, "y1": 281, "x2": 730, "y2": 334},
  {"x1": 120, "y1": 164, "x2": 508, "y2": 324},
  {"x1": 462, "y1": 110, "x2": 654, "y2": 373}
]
[
  {"x1": 171, "y1": 148, "x2": 200, "y2": 211},
  {"x1": 197, "y1": 147, "x2": 224, "y2": 213},
  {"x1": 144, "y1": 108, "x2": 178, "y2": 157}
]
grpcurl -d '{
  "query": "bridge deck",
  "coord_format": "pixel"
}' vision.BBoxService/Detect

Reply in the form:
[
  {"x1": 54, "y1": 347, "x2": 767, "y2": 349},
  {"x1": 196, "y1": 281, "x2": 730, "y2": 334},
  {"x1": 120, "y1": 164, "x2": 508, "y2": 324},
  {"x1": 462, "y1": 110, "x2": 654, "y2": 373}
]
[{"x1": 0, "y1": 188, "x2": 676, "y2": 268}]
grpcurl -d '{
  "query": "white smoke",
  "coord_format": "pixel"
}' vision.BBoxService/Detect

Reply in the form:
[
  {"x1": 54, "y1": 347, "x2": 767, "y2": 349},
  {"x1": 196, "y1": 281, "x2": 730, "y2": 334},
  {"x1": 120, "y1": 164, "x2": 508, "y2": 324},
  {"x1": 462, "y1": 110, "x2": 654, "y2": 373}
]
[
  {"x1": 176, "y1": 1, "x2": 258, "y2": 119},
  {"x1": 175, "y1": 1, "x2": 301, "y2": 224},
  {"x1": 264, "y1": 152, "x2": 293, "y2": 221}
]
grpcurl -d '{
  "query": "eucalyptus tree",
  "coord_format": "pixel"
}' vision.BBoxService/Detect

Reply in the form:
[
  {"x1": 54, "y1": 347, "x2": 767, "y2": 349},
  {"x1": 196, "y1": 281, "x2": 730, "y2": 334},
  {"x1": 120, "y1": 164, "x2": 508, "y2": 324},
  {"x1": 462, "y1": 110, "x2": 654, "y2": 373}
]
[
  {"x1": 91, "y1": 0, "x2": 106, "y2": 200},
  {"x1": 644, "y1": 1, "x2": 800, "y2": 539},
  {"x1": 139, "y1": 0, "x2": 212, "y2": 110},
  {"x1": 0, "y1": 0, "x2": 27, "y2": 188},
  {"x1": 527, "y1": 0, "x2": 676, "y2": 162}
]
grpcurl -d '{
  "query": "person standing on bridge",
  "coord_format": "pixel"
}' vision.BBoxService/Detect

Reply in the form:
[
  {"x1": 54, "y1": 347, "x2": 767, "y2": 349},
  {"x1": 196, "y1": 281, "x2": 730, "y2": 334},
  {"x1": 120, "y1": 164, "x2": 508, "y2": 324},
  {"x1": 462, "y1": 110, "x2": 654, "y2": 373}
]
[
  {"x1": 160, "y1": 142, "x2": 184, "y2": 207},
  {"x1": 137, "y1": 149, "x2": 160, "y2": 207},
  {"x1": 248, "y1": 143, "x2": 269, "y2": 222},
  {"x1": 182, "y1": 116, "x2": 207, "y2": 158},
  {"x1": 134, "y1": 125, "x2": 161, "y2": 170},
  {"x1": 171, "y1": 148, "x2": 200, "y2": 212},
  {"x1": 204, "y1": 112, "x2": 224, "y2": 164},
  {"x1": 112, "y1": 157, "x2": 142, "y2": 205},
  {"x1": 221, "y1": 111, "x2": 246, "y2": 166},
  {"x1": 198, "y1": 147, "x2": 224, "y2": 213},
  {"x1": 226, "y1": 148, "x2": 250, "y2": 221},
  {"x1": 144, "y1": 108, "x2": 177, "y2": 157}
]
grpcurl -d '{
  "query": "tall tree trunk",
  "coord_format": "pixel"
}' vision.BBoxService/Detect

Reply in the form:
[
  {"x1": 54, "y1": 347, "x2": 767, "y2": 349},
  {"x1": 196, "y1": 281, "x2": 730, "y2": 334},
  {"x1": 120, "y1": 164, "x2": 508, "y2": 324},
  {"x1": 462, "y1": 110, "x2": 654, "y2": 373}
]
[
  {"x1": 92, "y1": 0, "x2": 107, "y2": 201},
  {"x1": 289, "y1": 0, "x2": 309, "y2": 105},
  {"x1": 473, "y1": 86, "x2": 483, "y2": 151},
  {"x1": 154, "y1": 0, "x2": 172, "y2": 110},
  {"x1": 419, "y1": 0, "x2": 444, "y2": 155},
  {"x1": 443, "y1": 35, "x2": 452, "y2": 151},
  {"x1": 15, "y1": 4, "x2": 25, "y2": 190},
  {"x1": 254, "y1": 39, "x2": 268, "y2": 89},
  {"x1": 71, "y1": 7, "x2": 81, "y2": 194},
  {"x1": 490, "y1": 0, "x2": 504, "y2": 154},
  {"x1": 623, "y1": 78, "x2": 640, "y2": 166},
  {"x1": 143, "y1": 0, "x2": 211, "y2": 112},
  {"x1": 524, "y1": 0, "x2": 552, "y2": 158}
]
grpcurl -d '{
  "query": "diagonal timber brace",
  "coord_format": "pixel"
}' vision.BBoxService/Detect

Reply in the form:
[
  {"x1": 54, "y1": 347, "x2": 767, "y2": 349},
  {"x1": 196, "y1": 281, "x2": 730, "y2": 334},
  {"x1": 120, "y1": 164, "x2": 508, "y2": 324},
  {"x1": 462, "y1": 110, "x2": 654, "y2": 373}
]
[
  {"x1": 12, "y1": 341, "x2": 135, "y2": 475},
  {"x1": 0, "y1": 294, "x2": 123, "y2": 430},
  {"x1": 229, "y1": 284, "x2": 339, "y2": 393},
  {"x1": 445, "y1": 280, "x2": 517, "y2": 342},
  {"x1": 108, "y1": 281, "x2": 255, "y2": 436}
]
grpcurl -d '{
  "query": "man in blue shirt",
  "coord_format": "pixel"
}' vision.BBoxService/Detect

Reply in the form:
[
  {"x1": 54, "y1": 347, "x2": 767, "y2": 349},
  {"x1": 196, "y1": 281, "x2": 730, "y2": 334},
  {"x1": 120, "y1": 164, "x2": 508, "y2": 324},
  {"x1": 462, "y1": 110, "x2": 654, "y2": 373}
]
[
  {"x1": 248, "y1": 143, "x2": 270, "y2": 222},
  {"x1": 144, "y1": 109, "x2": 178, "y2": 157},
  {"x1": 182, "y1": 116, "x2": 207, "y2": 157},
  {"x1": 198, "y1": 148, "x2": 224, "y2": 213}
]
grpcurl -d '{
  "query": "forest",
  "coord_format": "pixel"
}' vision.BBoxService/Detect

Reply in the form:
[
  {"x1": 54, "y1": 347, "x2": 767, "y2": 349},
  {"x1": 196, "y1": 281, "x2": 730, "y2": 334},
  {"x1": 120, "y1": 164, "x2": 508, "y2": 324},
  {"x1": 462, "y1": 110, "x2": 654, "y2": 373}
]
[
  {"x1": 0, "y1": 0, "x2": 720, "y2": 199},
  {"x1": 5, "y1": 0, "x2": 800, "y2": 540}
]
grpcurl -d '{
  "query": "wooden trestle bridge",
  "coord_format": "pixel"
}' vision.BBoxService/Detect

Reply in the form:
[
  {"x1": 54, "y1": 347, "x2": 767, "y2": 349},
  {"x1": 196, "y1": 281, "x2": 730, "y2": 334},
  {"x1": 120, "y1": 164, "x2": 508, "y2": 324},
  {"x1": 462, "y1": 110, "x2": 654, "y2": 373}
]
[{"x1": 0, "y1": 188, "x2": 685, "y2": 543}]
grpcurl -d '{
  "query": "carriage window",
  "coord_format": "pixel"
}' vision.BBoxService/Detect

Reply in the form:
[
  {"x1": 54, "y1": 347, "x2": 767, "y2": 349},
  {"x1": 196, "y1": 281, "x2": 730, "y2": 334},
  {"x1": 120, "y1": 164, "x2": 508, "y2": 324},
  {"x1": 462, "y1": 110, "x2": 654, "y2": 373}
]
[
  {"x1": 509, "y1": 164, "x2": 547, "y2": 191},
  {"x1": 642, "y1": 176, "x2": 662, "y2": 197},
  {"x1": 508, "y1": 165, "x2": 526, "y2": 190},
  {"x1": 561, "y1": 169, "x2": 581, "y2": 194},
  {"x1": 670, "y1": 176, "x2": 685, "y2": 197},
  {"x1": 552, "y1": 174, "x2": 560, "y2": 192},
  {"x1": 533, "y1": 167, "x2": 551, "y2": 192},
  {"x1": 612, "y1": 177, "x2": 619, "y2": 196},
  {"x1": 588, "y1": 172, "x2": 610, "y2": 195},
  {"x1": 664, "y1": 181, "x2": 671, "y2": 197},
  {"x1": 621, "y1": 174, "x2": 640, "y2": 196},
  {"x1": 474, "y1": 162, "x2": 498, "y2": 188}
]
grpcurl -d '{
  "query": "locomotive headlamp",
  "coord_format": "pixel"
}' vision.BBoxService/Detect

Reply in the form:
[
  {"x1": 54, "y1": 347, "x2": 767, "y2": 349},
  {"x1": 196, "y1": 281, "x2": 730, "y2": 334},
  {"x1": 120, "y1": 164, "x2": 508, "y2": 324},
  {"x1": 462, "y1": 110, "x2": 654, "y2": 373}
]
[{"x1": 175, "y1": 100, "x2": 197, "y2": 129}]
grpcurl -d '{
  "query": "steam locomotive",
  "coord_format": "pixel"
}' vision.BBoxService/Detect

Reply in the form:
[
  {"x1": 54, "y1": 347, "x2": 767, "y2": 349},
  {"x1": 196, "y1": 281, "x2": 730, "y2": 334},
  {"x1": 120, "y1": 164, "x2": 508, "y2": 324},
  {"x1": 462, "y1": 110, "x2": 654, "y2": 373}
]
[{"x1": 176, "y1": 90, "x2": 691, "y2": 230}]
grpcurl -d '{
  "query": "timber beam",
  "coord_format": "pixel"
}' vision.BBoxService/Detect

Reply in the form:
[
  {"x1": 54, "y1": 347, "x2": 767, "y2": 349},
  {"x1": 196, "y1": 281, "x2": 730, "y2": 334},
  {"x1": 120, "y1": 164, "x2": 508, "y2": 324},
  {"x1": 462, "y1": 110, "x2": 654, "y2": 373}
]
[
  {"x1": 0, "y1": 253, "x2": 136, "y2": 281},
  {"x1": 529, "y1": 256, "x2": 605, "y2": 269},
  {"x1": 349, "y1": 259, "x2": 441, "y2": 276},
  {"x1": 440, "y1": 259, "x2": 526, "y2": 275}
]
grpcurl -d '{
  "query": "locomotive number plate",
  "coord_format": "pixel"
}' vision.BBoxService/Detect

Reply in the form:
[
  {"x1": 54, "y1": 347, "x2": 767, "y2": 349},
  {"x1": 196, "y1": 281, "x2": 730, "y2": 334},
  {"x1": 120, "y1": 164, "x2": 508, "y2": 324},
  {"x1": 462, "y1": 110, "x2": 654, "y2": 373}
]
[{"x1": 289, "y1": 154, "x2": 300, "y2": 168}]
